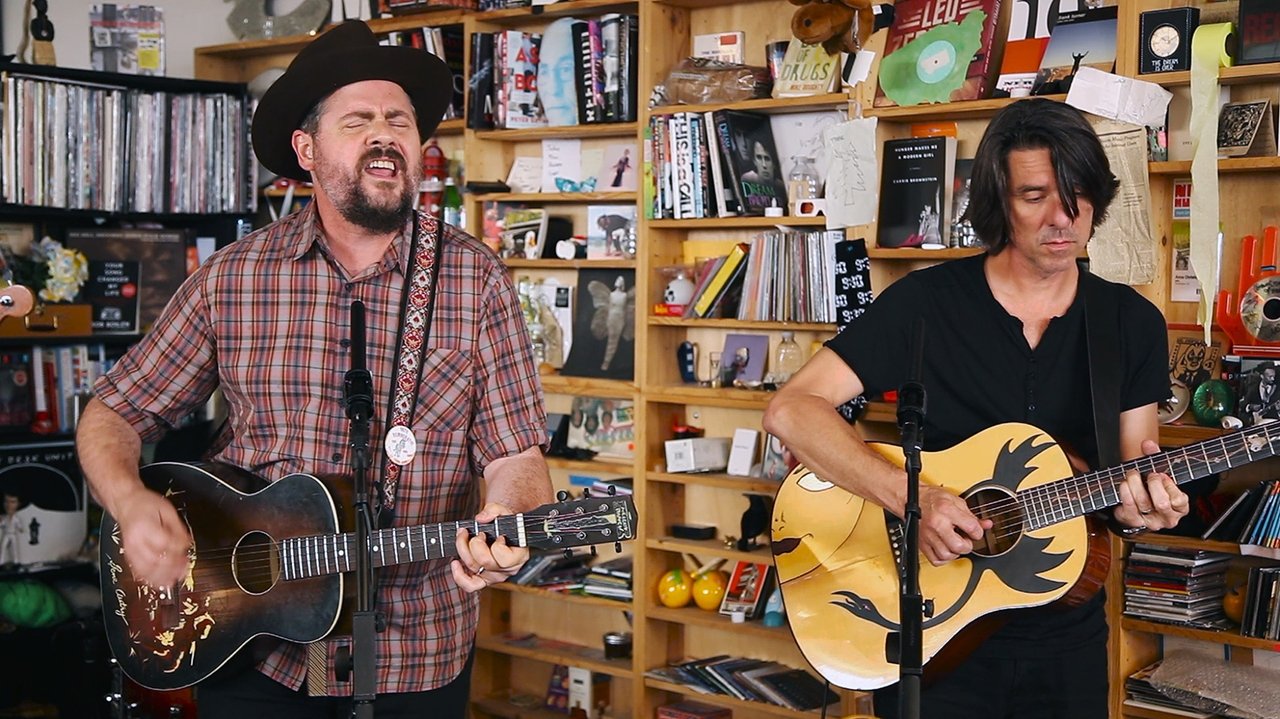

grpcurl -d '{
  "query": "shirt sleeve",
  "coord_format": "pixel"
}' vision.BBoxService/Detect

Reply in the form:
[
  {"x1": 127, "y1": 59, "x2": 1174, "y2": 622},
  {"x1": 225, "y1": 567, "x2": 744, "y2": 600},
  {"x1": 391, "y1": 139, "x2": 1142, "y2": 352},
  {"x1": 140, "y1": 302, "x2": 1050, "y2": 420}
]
[
  {"x1": 1122, "y1": 289, "x2": 1170, "y2": 412},
  {"x1": 93, "y1": 268, "x2": 219, "y2": 443},
  {"x1": 468, "y1": 260, "x2": 547, "y2": 471}
]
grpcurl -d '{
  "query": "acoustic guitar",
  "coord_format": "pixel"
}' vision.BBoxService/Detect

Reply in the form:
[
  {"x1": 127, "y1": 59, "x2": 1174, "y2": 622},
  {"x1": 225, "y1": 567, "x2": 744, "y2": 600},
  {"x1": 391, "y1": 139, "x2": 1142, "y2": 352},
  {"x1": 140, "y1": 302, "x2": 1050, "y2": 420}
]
[
  {"x1": 771, "y1": 421, "x2": 1270, "y2": 690},
  {"x1": 101, "y1": 462, "x2": 637, "y2": 690}
]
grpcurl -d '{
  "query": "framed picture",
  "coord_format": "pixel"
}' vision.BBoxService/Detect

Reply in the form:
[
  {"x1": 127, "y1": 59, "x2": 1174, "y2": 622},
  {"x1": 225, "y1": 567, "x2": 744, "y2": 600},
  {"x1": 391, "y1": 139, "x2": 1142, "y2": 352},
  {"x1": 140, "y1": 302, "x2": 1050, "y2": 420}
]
[
  {"x1": 760, "y1": 433, "x2": 790, "y2": 482},
  {"x1": 565, "y1": 396, "x2": 636, "y2": 460},
  {"x1": 720, "y1": 333, "x2": 769, "y2": 386},
  {"x1": 561, "y1": 269, "x2": 635, "y2": 380},
  {"x1": 1237, "y1": 357, "x2": 1280, "y2": 427},
  {"x1": 585, "y1": 204, "x2": 636, "y2": 260},
  {"x1": 1167, "y1": 324, "x2": 1229, "y2": 394},
  {"x1": 500, "y1": 207, "x2": 549, "y2": 260}
]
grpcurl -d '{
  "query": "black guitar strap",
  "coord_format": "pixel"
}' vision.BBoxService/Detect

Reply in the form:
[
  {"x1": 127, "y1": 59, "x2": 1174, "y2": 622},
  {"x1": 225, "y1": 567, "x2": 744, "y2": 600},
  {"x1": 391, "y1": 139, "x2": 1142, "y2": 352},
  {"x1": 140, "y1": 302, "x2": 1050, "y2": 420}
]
[{"x1": 1081, "y1": 268, "x2": 1122, "y2": 468}]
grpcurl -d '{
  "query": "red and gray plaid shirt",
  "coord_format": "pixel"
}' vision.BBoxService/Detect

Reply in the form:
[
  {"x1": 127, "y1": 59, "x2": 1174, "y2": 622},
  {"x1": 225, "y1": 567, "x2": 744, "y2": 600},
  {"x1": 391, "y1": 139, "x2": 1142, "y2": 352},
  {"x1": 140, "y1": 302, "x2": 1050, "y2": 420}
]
[{"x1": 94, "y1": 202, "x2": 546, "y2": 694}]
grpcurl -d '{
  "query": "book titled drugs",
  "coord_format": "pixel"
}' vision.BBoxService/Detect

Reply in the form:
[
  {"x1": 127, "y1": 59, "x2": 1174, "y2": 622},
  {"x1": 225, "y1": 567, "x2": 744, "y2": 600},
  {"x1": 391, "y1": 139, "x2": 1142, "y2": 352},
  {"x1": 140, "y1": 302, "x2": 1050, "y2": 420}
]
[
  {"x1": 772, "y1": 40, "x2": 839, "y2": 98},
  {"x1": 876, "y1": 136, "x2": 957, "y2": 249}
]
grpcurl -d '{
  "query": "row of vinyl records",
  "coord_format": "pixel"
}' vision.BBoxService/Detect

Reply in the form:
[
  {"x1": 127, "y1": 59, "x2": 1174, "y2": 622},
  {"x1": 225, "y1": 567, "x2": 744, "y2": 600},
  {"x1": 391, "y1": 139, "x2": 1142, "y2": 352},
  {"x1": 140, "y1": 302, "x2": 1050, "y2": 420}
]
[
  {"x1": 645, "y1": 657, "x2": 839, "y2": 713},
  {"x1": 0, "y1": 71, "x2": 253, "y2": 214},
  {"x1": 681, "y1": 229, "x2": 844, "y2": 324},
  {"x1": 0, "y1": 344, "x2": 122, "y2": 435},
  {"x1": 466, "y1": 13, "x2": 639, "y2": 130}
]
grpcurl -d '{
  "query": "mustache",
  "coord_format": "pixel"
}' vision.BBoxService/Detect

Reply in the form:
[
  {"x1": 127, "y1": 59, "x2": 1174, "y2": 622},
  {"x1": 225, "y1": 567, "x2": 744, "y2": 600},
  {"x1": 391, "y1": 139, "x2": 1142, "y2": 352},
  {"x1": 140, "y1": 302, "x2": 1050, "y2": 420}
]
[{"x1": 360, "y1": 147, "x2": 407, "y2": 168}]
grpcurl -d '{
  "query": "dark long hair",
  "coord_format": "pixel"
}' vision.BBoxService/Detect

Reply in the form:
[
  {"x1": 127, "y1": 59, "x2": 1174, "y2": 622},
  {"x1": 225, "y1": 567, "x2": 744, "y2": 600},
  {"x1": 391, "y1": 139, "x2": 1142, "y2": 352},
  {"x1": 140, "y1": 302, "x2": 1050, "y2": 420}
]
[{"x1": 964, "y1": 99, "x2": 1119, "y2": 254}]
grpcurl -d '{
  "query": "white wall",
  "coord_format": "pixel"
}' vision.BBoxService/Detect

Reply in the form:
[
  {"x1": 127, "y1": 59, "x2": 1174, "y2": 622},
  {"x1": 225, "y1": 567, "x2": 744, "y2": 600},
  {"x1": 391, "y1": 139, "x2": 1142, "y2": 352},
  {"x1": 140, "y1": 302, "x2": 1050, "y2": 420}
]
[{"x1": 1, "y1": 1, "x2": 316, "y2": 80}]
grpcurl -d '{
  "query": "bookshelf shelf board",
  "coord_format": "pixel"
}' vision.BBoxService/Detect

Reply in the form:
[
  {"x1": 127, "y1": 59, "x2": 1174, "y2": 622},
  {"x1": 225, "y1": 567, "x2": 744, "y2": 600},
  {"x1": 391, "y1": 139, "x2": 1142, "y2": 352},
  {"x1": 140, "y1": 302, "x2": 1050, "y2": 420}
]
[
  {"x1": 648, "y1": 470, "x2": 781, "y2": 494},
  {"x1": 867, "y1": 247, "x2": 985, "y2": 260},
  {"x1": 858, "y1": 401, "x2": 898, "y2": 425},
  {"x1": 0, "y1": 205, "x2": 250, "y2": 223},
  {"x1": 475, "y1": 634, "x2": 634, "y2": 679},
  {"x1": 644, "y1": 678, "x2": 833, "y2": 718},
  {"x1": 646, "y1": 537, "x2": 774, "y2": 565},
  {"x1": 644, "y1": 385, "x2": 772, "y2": 410},
  {"x1": 545, "y1": 455, "x2": 636, "y2": 472},
  {"x1": 1120, "y1": 533, "x2": 1242, "y2": 556},
  {"x1": 1156, "y1": 423, "x2": 1223, "y2": 447},
  {"x1": 1146, "y1": 62, "x2": 1280, "y2": 88},
  {"x1": 476, "y1": 191, "x2": 636, "y2": 203},
  {"x1": 489, "y1": 581, "x2": 631, "y2": 609},
  {"x1": 866, "y1": 94, "x2": 1067, "y2": 122},
  {"x1": 649, "y1": 92, "x2": 849, "y2": 118},
  {"x1": 471, "y1": 694, "x2": 571, "y2": 719},
  {"x1": 263, "y1": 186, "x2": 313, "y2": 198},
  {"x1": 473, "y1": 122, "x2": 638, "y2": 141},
  {"x1": 538, "y1": 373, "x2": 636, "y2": 397},
  {"x1": 1120, "y1": 705, "x2": 1187, "y2": 719},
  {"x1": 436, "y1": 118, "x2": 466, "y2": 135},
  {"x1": 1150, "y1": 157, "x2": 1280, "y2": 175},
  {"x1": 647, "y1": 317, "x2": 836, "y2": 331},
  {"x1": 474, "y1": 0, "x2": 637, "y2": 23},
  {"x1": 1120, "y1": 618, "x2": 1280, "y2": 652},
  {"x1": 193, "y1": 11, "x2": 469, "y2": 58},
  {"x1": 504, "y1": 258, "x2": 637, "y2": 270},
  {"x1": 1, "y1": 60, "x2": 245, "y2": 94},
  {"x1": 647, "y1": 216, "x2": 828, "y2": 229},
  {"x1": 651, "y1": 0, "x2": 774, "y2": 9},
  {"x1": 646, "y1": 605, "x2": 792, "y2": 638}
]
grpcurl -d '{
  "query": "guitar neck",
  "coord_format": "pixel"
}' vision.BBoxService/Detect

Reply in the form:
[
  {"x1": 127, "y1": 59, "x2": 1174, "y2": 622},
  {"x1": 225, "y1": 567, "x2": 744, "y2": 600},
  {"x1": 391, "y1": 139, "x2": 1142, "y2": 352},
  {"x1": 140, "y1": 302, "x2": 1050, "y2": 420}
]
[
  {"x1": 1022, "y1": 423, "x2": 1280, "y2": 531},
  {"x1": 277, "y1": 515, "x2": 528, "y2": 581}
]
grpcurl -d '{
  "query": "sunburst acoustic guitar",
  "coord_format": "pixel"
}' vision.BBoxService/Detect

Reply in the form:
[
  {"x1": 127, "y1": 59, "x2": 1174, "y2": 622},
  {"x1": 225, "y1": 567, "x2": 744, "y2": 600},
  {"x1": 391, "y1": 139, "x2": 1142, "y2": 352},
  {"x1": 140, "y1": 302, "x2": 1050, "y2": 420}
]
[
  {"x1": 101, "y1": 462, "x2": 637, "y2": 690},
  {"x1": 771, "y1": 421, "x2": 1271, "y2": 690}
]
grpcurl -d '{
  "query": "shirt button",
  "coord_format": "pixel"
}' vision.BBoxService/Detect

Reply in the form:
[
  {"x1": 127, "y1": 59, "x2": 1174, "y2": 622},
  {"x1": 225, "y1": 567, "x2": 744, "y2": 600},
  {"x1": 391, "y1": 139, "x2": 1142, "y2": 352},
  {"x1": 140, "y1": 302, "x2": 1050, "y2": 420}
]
[
  {"x1": 340, "y1": 339, "x2": 351, "y2": 348},
  {"x1": 1027, "y1": 404, "x2": 1036, "y2": 412},
  {"x1": 331, "y1": 452, "x2": 342, "y2": 462}
]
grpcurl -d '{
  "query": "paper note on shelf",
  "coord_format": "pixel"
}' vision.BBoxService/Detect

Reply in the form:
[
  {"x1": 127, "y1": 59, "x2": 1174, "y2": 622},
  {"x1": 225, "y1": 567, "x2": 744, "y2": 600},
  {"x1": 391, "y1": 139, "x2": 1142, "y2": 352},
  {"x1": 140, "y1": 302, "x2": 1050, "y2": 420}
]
[
  {"x1": 1065, "y1": 67, "x2": 1172, "y2": 127},
  {"x1": 821, "y1": 117, "x2": 878, "y2": 229}
]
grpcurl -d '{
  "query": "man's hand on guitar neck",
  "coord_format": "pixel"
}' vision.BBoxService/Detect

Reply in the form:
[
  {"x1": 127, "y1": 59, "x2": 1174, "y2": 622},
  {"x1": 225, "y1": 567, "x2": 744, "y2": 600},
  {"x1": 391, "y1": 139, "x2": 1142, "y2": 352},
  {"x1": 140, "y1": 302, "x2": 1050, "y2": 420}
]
[
  {"x1": 918, "y1": 485, "x2": 993, "y2": 566},
  {"x1": 1112, "y1": 438, "x2": 1189, "y2": 533},
  {"x1": 451, "y1": 502, "x2": 530, "y2": 593},
  {"x1": 113, "y1": 487, "x2": 193, "y2": 588}
]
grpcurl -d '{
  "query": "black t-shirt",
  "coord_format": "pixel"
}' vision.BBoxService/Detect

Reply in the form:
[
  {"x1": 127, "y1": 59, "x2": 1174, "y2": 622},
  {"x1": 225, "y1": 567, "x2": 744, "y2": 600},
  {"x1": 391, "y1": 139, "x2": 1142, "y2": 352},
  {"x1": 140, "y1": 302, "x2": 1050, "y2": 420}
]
[{"x1": 826, "y1": 254, "x2": 1168, "y2": 655}]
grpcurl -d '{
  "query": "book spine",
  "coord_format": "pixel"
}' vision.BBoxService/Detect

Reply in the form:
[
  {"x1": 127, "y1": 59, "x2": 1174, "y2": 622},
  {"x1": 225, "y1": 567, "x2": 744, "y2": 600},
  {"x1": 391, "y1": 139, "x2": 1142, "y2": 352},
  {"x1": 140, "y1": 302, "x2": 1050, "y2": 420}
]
[{"x1": 693, "y1": 243, "x2": 749, "y2": 318}]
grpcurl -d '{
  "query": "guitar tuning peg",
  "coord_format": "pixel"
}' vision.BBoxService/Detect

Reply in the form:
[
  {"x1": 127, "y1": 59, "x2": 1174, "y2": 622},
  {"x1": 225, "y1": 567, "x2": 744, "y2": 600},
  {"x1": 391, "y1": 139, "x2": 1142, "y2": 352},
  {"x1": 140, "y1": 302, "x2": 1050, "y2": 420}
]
[
  {"x1": 590, "y1": 545, "x2": 598, "y2": 556},
  {"x1": 607, "y1": 484, "x2": 617, "y2": 495},
  {"x1": 556, "y1": 490, "x2": 569, "y2": 502},
  {"x1": 583, "y1": 487, "x2": 592, "y2": 497},
  {"x1": 614, "y1": 541, "x2": 622, "y2": 553},
  {"x1": 563, "y1": 548, "x2": 574, "y2": 558}
]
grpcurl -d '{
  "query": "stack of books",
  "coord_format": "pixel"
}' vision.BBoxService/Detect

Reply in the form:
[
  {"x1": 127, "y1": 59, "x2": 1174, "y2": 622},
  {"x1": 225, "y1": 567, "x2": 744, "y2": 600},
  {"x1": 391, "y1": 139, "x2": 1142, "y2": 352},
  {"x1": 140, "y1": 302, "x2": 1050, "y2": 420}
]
[
  {"x1": 1240, "y1": 565, "x2": 1280, "y2": 639},
  {"x1": 645, "y1": 657, "x2": 836, "y2": 711},
  {"x1": 510, "y1": 550, "x2": 592, "y2": 592},
  {"x1": 1123, "y1": 544, "x2": 1232, "y2": 629},
  {"x1": 582, "y1": 556, "x2": 632, "y2": 602}
]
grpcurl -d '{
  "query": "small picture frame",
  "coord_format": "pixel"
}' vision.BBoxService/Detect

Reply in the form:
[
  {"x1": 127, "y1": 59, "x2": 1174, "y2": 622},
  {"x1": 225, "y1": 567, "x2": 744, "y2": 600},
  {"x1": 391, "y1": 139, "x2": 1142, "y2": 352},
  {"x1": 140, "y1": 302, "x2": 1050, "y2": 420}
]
[
  {"x1": 1217, "y1": 99, "x2": 1276, "y2": 157},
  {"x1": 720, "y1": 333, "x2": 769, "y2": 386},
  {"x1": 1167, "y1": 324, "x2": 1229, "y2": 394},
  {"x1": 719, "y1": 560, "x2": 773, "y2": 619},
  {"x1": 1237, "y1": 357, "x2": 1280, "y2": 427},
  {"x1": 500, "y1": 207, "x2": 549, "y2": 260}
]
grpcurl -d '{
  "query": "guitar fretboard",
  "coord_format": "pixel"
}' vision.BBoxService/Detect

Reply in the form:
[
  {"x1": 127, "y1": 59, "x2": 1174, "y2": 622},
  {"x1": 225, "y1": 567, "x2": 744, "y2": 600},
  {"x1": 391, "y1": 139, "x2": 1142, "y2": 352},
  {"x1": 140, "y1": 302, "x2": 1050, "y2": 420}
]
[
  {"x1": 1018, "y1": 423, "x2": 1280, "y2": 531},
  {"x1": 278, "y1": 515, "x2": 526, "y2": 581}
]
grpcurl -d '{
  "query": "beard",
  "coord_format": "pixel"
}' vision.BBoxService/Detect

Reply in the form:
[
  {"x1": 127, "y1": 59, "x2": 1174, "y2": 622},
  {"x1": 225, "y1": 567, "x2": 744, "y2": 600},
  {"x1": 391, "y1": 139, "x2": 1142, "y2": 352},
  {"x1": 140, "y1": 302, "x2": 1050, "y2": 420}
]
[{"x1": 314, "y1": 146, "x2": 418, "y2": 234}]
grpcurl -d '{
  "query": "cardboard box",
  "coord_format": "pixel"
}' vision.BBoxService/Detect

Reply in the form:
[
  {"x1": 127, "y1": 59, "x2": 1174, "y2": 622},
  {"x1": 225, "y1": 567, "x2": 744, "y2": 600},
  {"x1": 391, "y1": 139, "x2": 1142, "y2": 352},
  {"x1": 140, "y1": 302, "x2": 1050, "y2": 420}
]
[{"x1": 664, "y1": 437, "x2": 730, "y2": 473}]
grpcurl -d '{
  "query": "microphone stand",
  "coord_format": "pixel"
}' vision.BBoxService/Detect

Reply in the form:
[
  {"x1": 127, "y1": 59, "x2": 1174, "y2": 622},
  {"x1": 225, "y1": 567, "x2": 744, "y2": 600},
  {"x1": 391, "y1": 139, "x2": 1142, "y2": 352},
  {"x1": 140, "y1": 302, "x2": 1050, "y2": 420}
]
[
  {"x1": 344, "y1": 300, "x2": 377, "y2": 719},
  {"x1": 894, "y1": 317, "x2": 927, "y2": 719}
]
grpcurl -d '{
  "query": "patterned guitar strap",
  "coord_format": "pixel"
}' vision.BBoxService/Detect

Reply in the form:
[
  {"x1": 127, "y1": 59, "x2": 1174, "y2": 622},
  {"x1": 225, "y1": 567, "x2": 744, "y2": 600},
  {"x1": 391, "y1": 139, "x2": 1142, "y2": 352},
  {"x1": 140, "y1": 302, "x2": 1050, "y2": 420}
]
[{"x1": 306, "y1": 210, "x2": 443, "y2": 696}]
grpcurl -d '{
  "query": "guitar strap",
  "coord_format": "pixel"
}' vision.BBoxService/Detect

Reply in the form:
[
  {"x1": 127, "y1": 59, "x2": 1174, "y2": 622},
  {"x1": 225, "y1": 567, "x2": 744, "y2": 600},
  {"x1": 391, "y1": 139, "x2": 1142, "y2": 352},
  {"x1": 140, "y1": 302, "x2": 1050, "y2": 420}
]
[
  {"x1": 1081, "y1": 268, "x2": 1122, "y2": 468},
  {"x1": 378, "y1": 210, "x2": 444, "y2": 526}
]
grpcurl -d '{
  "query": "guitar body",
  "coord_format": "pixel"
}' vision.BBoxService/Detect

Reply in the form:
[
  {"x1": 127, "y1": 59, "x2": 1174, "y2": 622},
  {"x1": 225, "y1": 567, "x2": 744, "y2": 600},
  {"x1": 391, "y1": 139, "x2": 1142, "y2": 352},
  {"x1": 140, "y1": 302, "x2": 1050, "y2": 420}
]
[
  {"x1": 101, "y1": 463, "x2": 343, "y2": 690},
  {"x1": 772, "y1": 423, "x2": 1104, "y2": 690}
]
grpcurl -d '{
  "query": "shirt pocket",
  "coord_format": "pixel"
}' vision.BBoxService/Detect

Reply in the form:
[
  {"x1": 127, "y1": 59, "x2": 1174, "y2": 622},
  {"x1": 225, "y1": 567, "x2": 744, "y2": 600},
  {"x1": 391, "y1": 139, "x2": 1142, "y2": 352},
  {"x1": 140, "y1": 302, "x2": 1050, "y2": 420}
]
[{"x1": 411, "y1": 349, "x2": 473, "y2": 430}]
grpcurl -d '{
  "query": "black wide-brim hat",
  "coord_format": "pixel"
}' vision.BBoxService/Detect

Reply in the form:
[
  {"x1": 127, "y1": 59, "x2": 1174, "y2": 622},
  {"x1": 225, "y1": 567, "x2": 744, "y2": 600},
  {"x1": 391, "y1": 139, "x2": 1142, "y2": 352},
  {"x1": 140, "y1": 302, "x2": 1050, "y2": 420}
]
[{"x1": 251, "y1": 20, "x2": 453, "y2": 182}]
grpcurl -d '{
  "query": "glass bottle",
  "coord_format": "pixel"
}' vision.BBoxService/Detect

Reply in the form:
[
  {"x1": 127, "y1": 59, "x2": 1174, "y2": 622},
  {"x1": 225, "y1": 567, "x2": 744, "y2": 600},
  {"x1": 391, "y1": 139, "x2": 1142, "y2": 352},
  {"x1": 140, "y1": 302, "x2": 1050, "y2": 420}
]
[
  {"x1": 773, "y1": 331, "x2": 804, "y2": 384},
  {"x1": 442, "y1": 177, "x2": 462, "y2": 227},
  {"x1": 528, "y1": 321, "x2": 547, "y2": 367},
  {"x1": 516, "y1": 275, "x2": 536, "y2": 327},
  {"x1": 786, "y1": 155, "x2": 820, "y2": 202}
]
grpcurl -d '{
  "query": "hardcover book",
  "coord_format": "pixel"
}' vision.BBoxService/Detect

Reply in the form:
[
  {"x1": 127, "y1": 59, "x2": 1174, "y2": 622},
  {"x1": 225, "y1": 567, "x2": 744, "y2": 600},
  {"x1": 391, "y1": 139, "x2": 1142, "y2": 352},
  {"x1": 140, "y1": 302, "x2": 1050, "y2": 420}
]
[
  {"x1": 875, "y1": 0, "x2": 1009, "y2": 108},
  {"x1": 718, "y1": 110, "x2": 788, "y2": 216},
  {"x1": 719, "y1": 560, "x2": 772, "y2": 619},
  {"x1": 63, "y1": 227, "x2": 189, "y2": 333},
  {"x1": 772, "y1": 40, "x2": 839, "y2": 98},
  {"x1": 876, "y1": 136, "x2": 957, "y2": 249}
]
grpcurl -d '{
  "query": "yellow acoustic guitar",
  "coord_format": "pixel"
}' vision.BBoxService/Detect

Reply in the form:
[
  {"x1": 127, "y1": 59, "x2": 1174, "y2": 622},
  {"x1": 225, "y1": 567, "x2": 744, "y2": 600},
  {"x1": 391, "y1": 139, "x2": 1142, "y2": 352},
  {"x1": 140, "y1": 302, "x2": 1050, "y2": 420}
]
[{"x1": 771, "y1": 421, "x2": 1266, "y2": 690}]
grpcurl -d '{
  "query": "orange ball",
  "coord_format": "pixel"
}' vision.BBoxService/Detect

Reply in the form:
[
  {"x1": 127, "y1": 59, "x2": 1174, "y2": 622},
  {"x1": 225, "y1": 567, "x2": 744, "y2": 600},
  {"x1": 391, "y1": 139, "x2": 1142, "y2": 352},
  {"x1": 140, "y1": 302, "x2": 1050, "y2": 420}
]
[
  {"x1": 657, "y1": 569, "x2": 692, "y2": 608},
  {"x1": 692, "y1": 570, "x2": 729, "y2": 611}
]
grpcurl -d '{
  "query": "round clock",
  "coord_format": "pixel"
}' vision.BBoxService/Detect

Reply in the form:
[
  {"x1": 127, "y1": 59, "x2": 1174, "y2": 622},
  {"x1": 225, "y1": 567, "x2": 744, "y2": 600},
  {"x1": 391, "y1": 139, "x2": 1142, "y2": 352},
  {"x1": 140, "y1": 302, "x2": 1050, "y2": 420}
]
[{"x1": 1149, "y1": 24, "x2": 1181, "y2": 59}]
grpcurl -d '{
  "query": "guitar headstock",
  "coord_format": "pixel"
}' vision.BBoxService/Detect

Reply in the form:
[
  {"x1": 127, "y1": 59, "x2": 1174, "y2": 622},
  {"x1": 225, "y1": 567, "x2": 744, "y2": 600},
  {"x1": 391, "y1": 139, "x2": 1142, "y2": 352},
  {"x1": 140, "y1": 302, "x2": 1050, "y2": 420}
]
[{"x1": 523, "y1": 494, "x2": 637, "y2": 552}]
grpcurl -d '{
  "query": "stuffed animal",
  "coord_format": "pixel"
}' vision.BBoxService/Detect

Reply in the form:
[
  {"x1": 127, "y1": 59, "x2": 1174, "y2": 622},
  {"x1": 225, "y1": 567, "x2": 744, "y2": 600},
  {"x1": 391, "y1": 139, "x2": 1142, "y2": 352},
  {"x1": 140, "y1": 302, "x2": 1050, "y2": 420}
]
[{"x1": 789, "y1": 0, "x2": 894, "y2": 56}]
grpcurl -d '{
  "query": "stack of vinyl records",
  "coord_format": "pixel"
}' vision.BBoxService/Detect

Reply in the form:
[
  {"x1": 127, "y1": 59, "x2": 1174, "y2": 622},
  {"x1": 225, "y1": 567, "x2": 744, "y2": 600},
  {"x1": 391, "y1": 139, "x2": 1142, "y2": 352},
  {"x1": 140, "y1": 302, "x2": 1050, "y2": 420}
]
[{"x1": 1123, "y1": 543, "x2": 1233, "y2": 629}]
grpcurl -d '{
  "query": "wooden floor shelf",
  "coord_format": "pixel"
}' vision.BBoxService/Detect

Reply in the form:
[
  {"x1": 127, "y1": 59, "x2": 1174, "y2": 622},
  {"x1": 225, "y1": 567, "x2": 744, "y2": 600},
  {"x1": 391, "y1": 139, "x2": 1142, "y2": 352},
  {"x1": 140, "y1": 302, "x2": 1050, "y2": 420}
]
[
  {"x1": 646, "y1": 605, "x2": 792, "y2": 638},
  {"x1": 646, "y1": 536, "x2": 774, "y2": 565},
  {"x1": 644, "y1": 678, "x2": 836, "y2": 717},
  {"x1": 538, "y1": 374, "x2": 636, "y2": 397},
  {"x1": 475, "y1": 634, "x2": 633, "y2": 679},
  {"x1": 1120, "y1": 617, "x2": 1280, "y2": 652},
  {"x1": 647, "y1": 470, "x2": 781, "y2": 494},
  {"x1": 490, "y1": 581, "x2": 632, "y2": 609}
]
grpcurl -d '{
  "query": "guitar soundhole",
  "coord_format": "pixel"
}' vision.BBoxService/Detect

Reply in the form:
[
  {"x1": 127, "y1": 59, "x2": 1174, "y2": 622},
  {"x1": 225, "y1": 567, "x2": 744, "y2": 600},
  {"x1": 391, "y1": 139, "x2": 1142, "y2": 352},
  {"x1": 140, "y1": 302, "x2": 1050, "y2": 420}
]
[
  {"x1": 964, "y1": 486, "x2": 1022, "y2": 558},
  {"x1": 232, "y1": 531, "x2": 280, "y2": 595}
]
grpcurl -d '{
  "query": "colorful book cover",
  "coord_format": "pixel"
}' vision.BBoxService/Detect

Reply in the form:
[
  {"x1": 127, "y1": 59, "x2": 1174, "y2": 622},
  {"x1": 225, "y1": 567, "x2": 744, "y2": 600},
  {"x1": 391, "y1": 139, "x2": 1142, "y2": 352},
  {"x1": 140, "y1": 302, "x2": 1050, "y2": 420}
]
[
  {"x1": 502, "y1": 30, "x2": 547, "y2": 128},
  {"x1": 586, "y1": 204, "x2": 636, "y2": 259},
  {"x1": 1031, "y1": 5, "x2": 1118, "y2": 95},
  {"x1": 875, "y1": 0, "x2": 1009, "y2": 107},
  {"x1": 720, "y1": 110, "x2": 787, "y2": 216},
  {"x1": 772, "y1": 40, "x2": 839, "y2": 98}
]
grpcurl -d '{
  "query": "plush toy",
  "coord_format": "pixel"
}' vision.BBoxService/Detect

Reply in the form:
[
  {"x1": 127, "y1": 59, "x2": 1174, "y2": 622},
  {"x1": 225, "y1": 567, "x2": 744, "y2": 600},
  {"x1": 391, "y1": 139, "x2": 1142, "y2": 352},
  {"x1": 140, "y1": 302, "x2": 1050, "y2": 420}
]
[{"x1": 789, "y1": 0, "x2": 894, "y2": 56}]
